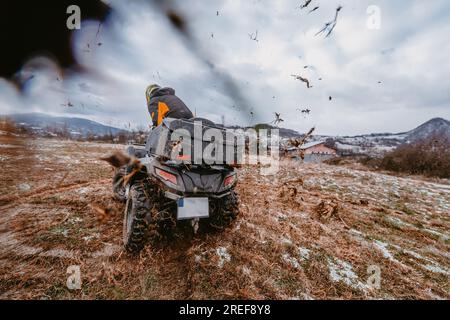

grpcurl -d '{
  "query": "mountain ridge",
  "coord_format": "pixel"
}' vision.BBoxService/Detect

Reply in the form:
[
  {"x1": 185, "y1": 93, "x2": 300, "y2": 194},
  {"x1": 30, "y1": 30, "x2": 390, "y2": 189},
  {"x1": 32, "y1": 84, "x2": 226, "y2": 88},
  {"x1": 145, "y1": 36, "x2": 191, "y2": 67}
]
[
  {"x1": 2, "y1": 113, "x2": 448, "y2": 144},
  {"x1": 3, "y1": 112, "x2": 127, "y2": 136}
]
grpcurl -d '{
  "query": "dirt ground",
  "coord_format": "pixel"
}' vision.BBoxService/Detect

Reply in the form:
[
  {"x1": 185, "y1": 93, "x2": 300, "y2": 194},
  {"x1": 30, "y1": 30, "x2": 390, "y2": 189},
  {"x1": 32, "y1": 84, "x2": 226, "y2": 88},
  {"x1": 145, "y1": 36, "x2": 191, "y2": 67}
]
[{"x1": 0, "y1": 134, "x2": 449, "y2": 300}]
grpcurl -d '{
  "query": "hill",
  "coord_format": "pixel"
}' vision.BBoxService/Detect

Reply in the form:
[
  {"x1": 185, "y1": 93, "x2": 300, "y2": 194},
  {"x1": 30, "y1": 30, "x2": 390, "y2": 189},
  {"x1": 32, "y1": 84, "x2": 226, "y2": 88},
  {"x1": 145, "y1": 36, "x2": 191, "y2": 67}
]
[
  {"x1": 3, "y1": 113, "x2": 127, "y2": 137},
  {"x1": 321, "y1": 117, "x2": 450, "y2": 156},
  {"x1": 406, "y1": 118, "x2": 450, "y2": 141}
]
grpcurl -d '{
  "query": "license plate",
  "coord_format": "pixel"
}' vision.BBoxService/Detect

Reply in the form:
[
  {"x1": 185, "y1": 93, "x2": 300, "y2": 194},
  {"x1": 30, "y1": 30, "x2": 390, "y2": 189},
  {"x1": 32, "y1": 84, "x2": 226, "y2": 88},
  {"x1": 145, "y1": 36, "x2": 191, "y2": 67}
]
[{"x1": 177, "y1": 198, "x2": 209, "y2": 220}]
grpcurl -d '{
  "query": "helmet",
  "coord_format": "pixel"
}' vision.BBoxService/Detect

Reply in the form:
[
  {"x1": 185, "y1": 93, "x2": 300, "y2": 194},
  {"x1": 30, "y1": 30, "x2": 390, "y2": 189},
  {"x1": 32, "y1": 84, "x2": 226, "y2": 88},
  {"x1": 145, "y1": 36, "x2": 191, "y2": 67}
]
[{"x1": 145, "y1": 84, "x2": 161, "y2": 103}]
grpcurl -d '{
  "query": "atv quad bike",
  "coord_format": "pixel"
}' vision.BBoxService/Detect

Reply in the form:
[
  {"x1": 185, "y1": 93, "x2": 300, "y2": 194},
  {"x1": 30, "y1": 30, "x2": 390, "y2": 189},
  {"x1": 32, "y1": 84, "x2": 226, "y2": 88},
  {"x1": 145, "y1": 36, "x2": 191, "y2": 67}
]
[{"x1": 113, "y1": 118, "x2": 240, "y2": 253}]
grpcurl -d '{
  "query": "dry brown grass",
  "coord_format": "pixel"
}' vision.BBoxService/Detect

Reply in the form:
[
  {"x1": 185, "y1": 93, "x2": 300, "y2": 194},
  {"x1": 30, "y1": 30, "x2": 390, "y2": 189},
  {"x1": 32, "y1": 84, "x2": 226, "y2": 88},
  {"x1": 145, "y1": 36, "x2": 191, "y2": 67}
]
[{"x1": 0, "y1": 138, "x2": 448, "y2": 300}]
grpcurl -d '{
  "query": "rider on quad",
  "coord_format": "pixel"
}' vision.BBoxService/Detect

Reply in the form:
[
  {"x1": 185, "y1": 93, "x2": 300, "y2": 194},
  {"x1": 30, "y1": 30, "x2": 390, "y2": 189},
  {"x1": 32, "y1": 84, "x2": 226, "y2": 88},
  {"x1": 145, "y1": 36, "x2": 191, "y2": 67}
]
[{"x1": 145, "y1": 84, "x2": 194, "y2": 126}]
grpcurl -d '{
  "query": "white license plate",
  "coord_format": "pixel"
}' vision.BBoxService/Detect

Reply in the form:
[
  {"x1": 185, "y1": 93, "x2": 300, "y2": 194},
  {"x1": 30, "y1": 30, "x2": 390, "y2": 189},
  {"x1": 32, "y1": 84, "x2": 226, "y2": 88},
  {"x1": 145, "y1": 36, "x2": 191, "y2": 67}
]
[{"x1": 177, "y1": 198, "x2": 209, "y2": 220}]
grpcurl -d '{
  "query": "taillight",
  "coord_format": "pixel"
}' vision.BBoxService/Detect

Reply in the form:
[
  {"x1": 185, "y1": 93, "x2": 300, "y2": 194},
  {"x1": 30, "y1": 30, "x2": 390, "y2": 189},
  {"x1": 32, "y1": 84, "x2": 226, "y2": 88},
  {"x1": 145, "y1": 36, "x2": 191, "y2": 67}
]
[
  {"x1": 176, "y1": 154, "x2": 191, "y2": 161},
  {"x1": 224, "y1": 174, "x2": 236, "y2": 187},
  {"x1": 155, "y1": 168, "x2": 178, "y2": 185}
]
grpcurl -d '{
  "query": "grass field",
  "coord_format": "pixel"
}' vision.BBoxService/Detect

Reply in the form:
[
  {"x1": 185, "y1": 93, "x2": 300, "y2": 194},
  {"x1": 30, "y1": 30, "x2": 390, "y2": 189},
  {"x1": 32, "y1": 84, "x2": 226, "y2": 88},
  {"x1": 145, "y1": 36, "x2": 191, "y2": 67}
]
[{"x1": 0, "y1": 134, "x2": 448, "y2": 299}]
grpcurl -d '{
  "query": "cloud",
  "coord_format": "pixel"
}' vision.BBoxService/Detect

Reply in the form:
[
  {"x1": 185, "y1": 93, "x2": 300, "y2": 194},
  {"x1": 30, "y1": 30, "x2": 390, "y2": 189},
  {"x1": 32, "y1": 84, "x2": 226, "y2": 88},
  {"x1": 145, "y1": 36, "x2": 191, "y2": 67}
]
[{"x1": 1, "y1": 0, "x2": 449, "y2": 135}]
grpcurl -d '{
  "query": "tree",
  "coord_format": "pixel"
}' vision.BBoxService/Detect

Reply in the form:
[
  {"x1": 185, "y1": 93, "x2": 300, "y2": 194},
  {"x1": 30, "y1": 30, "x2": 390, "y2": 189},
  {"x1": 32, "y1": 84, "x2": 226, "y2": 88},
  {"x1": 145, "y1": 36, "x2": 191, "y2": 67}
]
[{"x1": 324, "y1": 138, "x2": 336, "y2": 149}]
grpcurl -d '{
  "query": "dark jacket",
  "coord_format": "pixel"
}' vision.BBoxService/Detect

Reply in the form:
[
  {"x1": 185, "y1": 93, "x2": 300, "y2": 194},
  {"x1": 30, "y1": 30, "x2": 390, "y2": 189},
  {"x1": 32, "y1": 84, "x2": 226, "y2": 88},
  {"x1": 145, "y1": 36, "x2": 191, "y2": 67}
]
[{"x1": 147, "y1": 87, "x2": 193, "y2": 127}]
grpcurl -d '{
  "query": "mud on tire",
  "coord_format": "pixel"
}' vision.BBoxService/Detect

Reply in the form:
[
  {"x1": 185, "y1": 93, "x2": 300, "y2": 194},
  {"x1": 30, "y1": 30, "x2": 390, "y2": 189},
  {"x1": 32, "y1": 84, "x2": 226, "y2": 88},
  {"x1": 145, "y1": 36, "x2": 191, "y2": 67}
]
[
  {"x1": 205, "y1": 191, "x2": 240, "y2": 230},
  {"x1": 123, "y1": 183, "x2": 151, "y2": 254},
  {"x1": 112, "y1": 167, "x2": 127, "y2": 203}
]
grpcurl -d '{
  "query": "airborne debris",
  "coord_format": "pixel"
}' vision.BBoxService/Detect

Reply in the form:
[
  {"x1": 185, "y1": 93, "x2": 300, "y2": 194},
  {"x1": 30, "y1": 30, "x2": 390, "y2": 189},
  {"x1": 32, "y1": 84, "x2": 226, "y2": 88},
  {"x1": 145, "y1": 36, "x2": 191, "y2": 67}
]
[
  {"x1": 297, "y1": 108, "x2": 311, "y2": 115},
  {"x1": 315, "y1": 199, "x2": 339, "y2": 221},
  {"x1": 286, "y1": 127, "x2": 315, "y2": 160},
  {"x1": 291, "y1": 74, "x2": 312, "y2": 88},
  {"x1": 100, "y1": 151, "x2": 131, "y2": 168},
  {"x1": 299, "y1": 0, "x2": 313, "y2": 9},
  {"x1": 95, "y1": 22, "x2": 102, "y2": 39},
  {"x1": 314, "y1": 199, "x2": 349, "y2": 228},
  {"x1": 61, "y1": 101, "x2": 74, "y2": 107},
  {"x1": 271, "y1": 113, "x2": 284, "y2": 126},
  {"x1": 309, "y1": 6, "x2": 319, "y2": 14},
  {"x1": 316, "y1": 6, "x2": 343, "y2": 38},
  {"x1": 90, "y1": 203, "x2": 112, "y2": 223},
  {"x1": 248, "y1": 110, "x2": 255, "y2": 126},
  {"x1": 100, "y1": 151, "x2": 144, "y2": 185},
  {"x1": 288, "y1": 127, "x2": 315, "y2": 149}
]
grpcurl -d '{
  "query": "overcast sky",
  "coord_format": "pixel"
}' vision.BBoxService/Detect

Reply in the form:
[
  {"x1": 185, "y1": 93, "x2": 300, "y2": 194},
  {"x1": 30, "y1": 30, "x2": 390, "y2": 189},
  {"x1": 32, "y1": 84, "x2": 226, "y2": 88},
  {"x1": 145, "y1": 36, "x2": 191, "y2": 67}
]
[{"x1": 1, "y1": 0, "x2": 449, "y2": 136}]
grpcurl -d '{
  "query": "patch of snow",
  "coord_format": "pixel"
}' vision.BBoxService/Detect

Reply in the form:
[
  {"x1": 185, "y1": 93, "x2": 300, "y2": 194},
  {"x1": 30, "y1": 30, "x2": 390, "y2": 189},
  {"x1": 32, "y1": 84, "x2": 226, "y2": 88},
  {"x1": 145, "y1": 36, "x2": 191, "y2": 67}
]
[
  {"x1": 0, "y1": 232, "x2": 43, "y2": 256},
  {"x1": 82, "y1": 233, "x2": 100, "y2": 242},
  {"x1": 327, "y1": 257, "x2": 368, "y2": 291},
  {"x1": 35, "y1": 154, "x2": 51, "y2": 162},
  {"x1": 242, "y1": 266, "x2": 251, "y2": 276},
  {"x1": 40, "y1": 249, "x2": 75, "y2": 259},
  {"x1": 426, "y1": 246, "x2": 450, "y2": 259},
  {"x1": 298, "y1": 247, "x2": 310, "y2": 261},
  {"x1": 277, "y1": 213, "x2": 288, "y2": 221},
  {"x1": 91, "y1": 244, "x2": 121, "y2": 258},
  {"x1": 390, "y1": 244, "x2": 449, "y2": 275},
  {"x1": 282, "y1": 253, "x2": 300, "y2": 269},
  {"x1": 69, "y1": 217, "x2": 83, "y2": 224},
  {"x1": 426, "y1": 289, "x2": 445, "y2": 300},
  {"x1": 401, "y1": 248, "x2": 425, "y2": 260},
  {"x1": 422, "y1": 264, "x2": 450, "y2": 276},
  {"x1": 349, "y1": 229, "x2": 366, "y2": 239},
  {"x1": 422, "y1": 228, "x2": 449, "y2": 242},
  {"x1": 77, "y1": 187, "x2": 90, "y2": 195},
  {"x1": 216, "y1": 247, "x2": 231, "y2": 268},
  {"x1": 280, "y1": 237, "x2": 293, "y2": 246},
  {"x1": 373, "y1": 240, "x2": 395, "y2": 261},
  {"x1": 57, "y1": 155, "x2": 80, "y2": 164},
  {"x1": 297, "y1": 292, "x2": 315, "y2": 300},
  {"x1": 0, "y1": 144, "x2": 21, "y2": 148},
  {"x1": 17, "y1": 183, "x2": 31, "y2": 191},
  {"x1": 296, "y1": 212, "x2": 309, "y2": 219},
  {"x1": 385, "y1": 216, "x2": 415, "y2": 229}
]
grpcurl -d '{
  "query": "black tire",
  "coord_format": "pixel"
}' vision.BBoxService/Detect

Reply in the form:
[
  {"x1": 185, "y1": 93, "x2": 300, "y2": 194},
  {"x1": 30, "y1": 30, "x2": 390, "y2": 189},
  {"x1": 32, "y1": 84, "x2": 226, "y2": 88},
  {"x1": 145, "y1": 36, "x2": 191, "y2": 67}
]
[
  {"x1": 123, "y1": 183, "x2": 151, "y2": 253},
  {"x1": 206, "y1": 191, "x2": 240, "y2": 230},
  {"x1": 112, "y1": 167, "x2": 127, "y2": 203}
]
